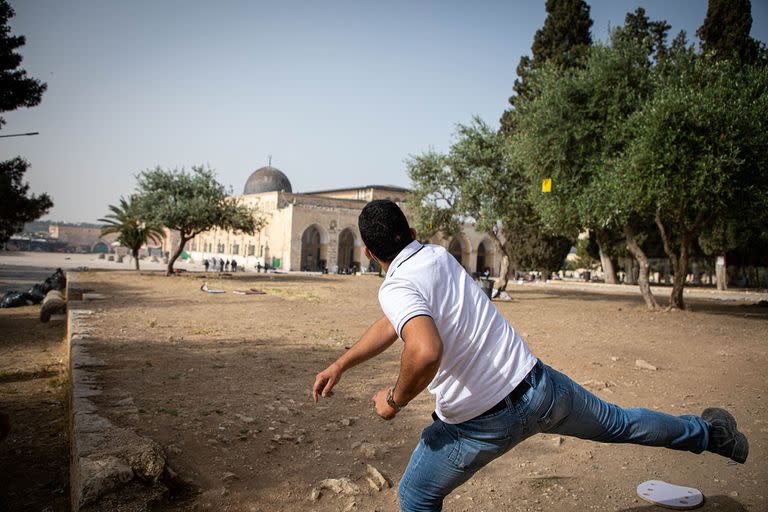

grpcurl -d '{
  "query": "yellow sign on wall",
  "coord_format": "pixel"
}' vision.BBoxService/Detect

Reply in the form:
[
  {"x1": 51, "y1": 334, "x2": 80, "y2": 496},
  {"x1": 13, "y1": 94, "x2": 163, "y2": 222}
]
[{"x1": 542, "y1": 178, "x2": 552, "y2": 193}]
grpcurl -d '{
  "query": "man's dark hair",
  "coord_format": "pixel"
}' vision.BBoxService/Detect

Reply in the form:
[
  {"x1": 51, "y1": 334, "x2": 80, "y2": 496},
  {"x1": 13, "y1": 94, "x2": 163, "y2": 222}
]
[{"x1": 358, "y1": 200, "x2": 412, "y2": 262}]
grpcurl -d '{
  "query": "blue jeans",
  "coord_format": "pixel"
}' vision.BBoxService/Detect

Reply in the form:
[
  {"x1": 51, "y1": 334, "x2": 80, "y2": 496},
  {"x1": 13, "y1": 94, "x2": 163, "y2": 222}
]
[{"x1": 398, "y1": 360, "x2": 710, "y2": 511}]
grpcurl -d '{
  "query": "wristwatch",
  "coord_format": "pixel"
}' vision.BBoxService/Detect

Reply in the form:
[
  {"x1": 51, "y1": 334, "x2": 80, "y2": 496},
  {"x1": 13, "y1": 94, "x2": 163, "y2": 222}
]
[{"x1": 386, "y1": 388, "x2": 406, "y2": 412}]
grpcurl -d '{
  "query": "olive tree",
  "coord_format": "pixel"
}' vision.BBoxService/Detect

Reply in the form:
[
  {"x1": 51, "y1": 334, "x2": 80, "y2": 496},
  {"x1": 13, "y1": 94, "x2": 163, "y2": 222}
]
[{"x1": 136, "y1": 165, "x2": 266, "y2": 275}]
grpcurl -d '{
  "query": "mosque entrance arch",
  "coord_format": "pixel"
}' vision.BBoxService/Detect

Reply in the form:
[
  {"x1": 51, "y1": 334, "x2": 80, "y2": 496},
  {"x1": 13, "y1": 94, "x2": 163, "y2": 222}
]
[
  {"x1": 300, "y1": 224, "x2": 328, "y2": 271},
  {"x1": 337, "y1": 228, "x2": 358, "y2": 273},
  {"x1": 92, "y1": 241, "x2": 109, "y2": 254},
  {"x1": 476, "y1": 238, "x2": 494, "y2": 276}
]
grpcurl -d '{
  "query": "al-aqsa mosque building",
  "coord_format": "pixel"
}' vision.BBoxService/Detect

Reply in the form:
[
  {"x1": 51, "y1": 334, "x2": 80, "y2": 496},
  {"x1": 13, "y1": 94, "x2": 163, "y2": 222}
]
[{"x1": 187, "y1": 165, "x2": 500, "y2": 276}]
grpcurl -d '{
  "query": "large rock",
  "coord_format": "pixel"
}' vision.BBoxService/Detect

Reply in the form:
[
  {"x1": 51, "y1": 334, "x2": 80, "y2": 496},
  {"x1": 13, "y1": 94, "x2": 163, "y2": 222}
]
[
  {"x1": 40, "y1": 290, "x2": 66, "y2": 322},
  {"x1": 78, "y1": 456, "x2": 133, "y2": 507},
  {"x1": 365, "y1": 464, "x2": 392, "y2": 491}
]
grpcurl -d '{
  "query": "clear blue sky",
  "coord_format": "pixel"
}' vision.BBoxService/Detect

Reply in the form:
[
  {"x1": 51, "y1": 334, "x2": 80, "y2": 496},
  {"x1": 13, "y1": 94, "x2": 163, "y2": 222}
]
[{"x1": 4, "y1": 0, "x2": 767, "y2": 223}]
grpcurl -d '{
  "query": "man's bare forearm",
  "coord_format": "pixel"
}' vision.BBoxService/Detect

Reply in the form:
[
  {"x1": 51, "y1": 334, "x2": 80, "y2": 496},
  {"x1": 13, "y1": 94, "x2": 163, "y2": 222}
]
[
  {"x1": 391, "y1": 316, "x2": 443, "y2": 406},
  {"x1": 333, "y1": 315, "x2": 398, "y2": 372}
]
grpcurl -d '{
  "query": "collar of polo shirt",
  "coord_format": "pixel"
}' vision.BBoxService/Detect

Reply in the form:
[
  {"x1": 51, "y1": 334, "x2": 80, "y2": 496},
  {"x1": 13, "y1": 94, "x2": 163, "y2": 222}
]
[{"x1": 386, "y1": 240, "x2": 424, "y2": 279}]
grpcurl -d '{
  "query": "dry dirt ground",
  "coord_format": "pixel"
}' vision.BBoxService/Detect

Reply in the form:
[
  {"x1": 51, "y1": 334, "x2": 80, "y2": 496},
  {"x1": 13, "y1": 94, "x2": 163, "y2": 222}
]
[
  {"x1": 55, "y1": 269, "x2": 767, "y2": 512},
  {"x1": 0, "y1": 304, "x2": 69, "y2": 511}
]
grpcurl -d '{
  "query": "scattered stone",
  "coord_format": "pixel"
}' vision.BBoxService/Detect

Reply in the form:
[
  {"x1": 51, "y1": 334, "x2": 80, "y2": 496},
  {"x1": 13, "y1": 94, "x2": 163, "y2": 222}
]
[
  {"x1": 221, "y1": 472, "x2": 237, "y2": 482},
  {"x1": 310, "y1": 487, "x2": 322, "y2": 501},
  {"x1": 115, "y1": 397, "x2": 135, "y2": 407},
  {"x1": 580, "y1": 379, "x2": 616, "y2": 394},
  {"x1": 314, "y1": 477, "x2": 361, "y2": 496},
  {"x1": 610, "y1": 356, "x2": 620, "y2": 362},
  {"x1": 340, "y1": 417, "x2": 355, "y2": 427},
  {"x1": 635, "y1": 359, "x2": 658, "y2": 371},
  {"x1": 365, "y1": 464, "x2": 391, "y2": 491},
  {"x1": 356, "y1": 441, "x2": 388, "y2": 459},
  {"x1": 553, "y1": 436, "x2": 564, "y2": 446},
  {"x1": 235, "y1": 414, "x2": 255, "y2": 423}
]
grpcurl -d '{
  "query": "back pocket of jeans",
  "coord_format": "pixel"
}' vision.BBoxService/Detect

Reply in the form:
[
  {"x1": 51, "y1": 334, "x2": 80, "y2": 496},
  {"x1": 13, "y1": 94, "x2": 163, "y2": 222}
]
[{"x1": 536, "y1": 388, "x2": 569, "y2": 432}]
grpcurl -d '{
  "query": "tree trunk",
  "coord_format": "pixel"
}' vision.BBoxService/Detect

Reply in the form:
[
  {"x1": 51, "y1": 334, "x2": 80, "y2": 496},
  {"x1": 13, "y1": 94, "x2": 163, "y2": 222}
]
[
  {"x1": 595, "y1": 230, "x2": 617, "y2": 284},
  {"x1": 654, "y1": 211, "x2": 690, "y2": 310},
  {"x1": 715, "y1": 255, "x2": 727, "y2": 291},
  {"x1": 668, "y1": 237, "x2": 690, "y2": 309},
  {"x1": 166, "y1": 234, "x2": 188, "y2": 276},
  {"x1": 488, "y1": 232, "x2": 509, "y2": 292},
  {"x1": 624, "y1": 225, "x2": 658, "y2": 310},
  {"x1": 132, "y1": 249, "x2": 140, "y2": 270}
]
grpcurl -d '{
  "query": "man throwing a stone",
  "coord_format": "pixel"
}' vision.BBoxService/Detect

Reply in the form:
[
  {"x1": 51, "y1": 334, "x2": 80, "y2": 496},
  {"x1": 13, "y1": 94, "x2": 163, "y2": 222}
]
[{"x1": 312, "y1": 199, "x2": 748, "y2": 511}]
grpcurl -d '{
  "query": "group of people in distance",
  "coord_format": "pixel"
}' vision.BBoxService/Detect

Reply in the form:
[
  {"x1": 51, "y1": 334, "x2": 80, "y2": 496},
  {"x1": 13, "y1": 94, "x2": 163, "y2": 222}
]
[
  {"x1": 202, "y1": 258, "x2": 273, "y2": 273},
  {"x1": 203, "y1": 258, "x2": 238, "y2": 273}
]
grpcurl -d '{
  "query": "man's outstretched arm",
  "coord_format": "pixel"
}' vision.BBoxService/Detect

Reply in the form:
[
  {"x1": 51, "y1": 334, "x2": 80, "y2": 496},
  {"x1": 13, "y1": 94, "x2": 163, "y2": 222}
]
[
  {"x1": 312, "y1": 315, "x2": 398, "y2": 402},
  {"x1": 373, "y1": 315, "x2": 443, "y2": 420}
]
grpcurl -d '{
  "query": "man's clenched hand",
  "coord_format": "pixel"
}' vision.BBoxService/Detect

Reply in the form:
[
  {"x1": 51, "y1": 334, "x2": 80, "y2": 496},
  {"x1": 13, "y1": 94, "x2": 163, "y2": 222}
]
[{"x1": 372, "y1": 388, "x2": 397, "y2": 420}]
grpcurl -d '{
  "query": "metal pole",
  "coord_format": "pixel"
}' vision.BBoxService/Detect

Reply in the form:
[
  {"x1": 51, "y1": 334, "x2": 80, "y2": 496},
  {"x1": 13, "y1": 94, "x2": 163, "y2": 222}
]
[{"x1": 0, "y1": 131, "x2": 39, "y2": 138}]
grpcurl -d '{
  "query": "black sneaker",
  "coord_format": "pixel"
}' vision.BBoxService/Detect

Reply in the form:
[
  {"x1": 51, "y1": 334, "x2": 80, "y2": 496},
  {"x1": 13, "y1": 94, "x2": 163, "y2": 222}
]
[{"x1": 702, "y1": 408, "x2": 749, "y2": 464}]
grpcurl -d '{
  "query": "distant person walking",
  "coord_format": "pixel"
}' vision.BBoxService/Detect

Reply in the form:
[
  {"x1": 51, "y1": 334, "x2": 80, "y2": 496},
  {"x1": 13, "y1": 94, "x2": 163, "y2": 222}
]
[
  {"x1": 203, "y1": 258, "x2": 209, "y2": 272},
  {"x1": 231, "y1": 260, "x2": 237, "y2": 272},
  {"x1": 312, "y1": 200, "x2": 748, "y2": 512}
]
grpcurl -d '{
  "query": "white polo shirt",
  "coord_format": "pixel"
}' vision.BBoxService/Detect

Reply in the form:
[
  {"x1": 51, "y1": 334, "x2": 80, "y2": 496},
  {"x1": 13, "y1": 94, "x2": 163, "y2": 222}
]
[{"x1": 378, "y1": 240, "x2": 537, "y2": 424}]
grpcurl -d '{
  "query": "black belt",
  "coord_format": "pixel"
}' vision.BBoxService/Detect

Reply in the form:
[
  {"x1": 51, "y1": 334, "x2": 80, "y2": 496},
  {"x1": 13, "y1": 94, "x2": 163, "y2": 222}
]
[{"x1": 476, "y1": 372, "x2": 533, "y2": 418}]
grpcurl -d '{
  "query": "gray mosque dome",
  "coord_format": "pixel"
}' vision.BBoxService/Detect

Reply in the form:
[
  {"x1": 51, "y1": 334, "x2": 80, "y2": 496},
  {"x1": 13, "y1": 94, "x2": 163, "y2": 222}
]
[{"x1": 243, "y1": 166, "x2": 292, "y2": 195}]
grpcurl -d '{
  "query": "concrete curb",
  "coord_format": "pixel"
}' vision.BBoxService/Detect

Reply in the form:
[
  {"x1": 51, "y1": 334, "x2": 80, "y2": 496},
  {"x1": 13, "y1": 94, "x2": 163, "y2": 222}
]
[{"x1": 66, "y1": 272, "x2": 169, "y2": 511}]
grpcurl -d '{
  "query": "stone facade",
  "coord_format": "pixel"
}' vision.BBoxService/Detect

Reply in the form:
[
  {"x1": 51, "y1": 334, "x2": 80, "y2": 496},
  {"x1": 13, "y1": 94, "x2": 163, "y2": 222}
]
[
  {"x1": 188, "y1": 169, "x2": 501, "y2": 276},
  {"x1": 48, "y1": 224, "x2": 117, "y2": 252}
]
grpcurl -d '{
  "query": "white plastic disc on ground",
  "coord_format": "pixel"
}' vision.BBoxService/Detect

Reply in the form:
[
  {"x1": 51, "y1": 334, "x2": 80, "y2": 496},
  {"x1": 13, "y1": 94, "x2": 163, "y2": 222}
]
[{"x1": 636, "y1": 480, "x2": 704, "y2": 509}]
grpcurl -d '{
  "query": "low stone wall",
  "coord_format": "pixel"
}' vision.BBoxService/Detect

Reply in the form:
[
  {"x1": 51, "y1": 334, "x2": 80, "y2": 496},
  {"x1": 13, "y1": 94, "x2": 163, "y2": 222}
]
[{"x1": 66, "y1": 273, "x2": 170, "y2": 511}]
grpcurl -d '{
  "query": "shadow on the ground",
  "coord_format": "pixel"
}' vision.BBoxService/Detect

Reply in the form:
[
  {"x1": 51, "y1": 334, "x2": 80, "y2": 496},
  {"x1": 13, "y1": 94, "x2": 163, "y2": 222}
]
[
  {"x1": 504, "y1": 287, "x2": 768, "y2": 320},
  {"x1": 0, "y1": 305, "x2": 69, "y2": 512}
]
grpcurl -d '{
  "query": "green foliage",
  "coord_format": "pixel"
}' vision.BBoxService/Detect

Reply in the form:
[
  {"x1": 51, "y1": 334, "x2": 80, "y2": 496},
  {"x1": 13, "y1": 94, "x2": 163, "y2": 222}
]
[
  {"x1": 0, "y1": 157, "x2": 52, "y2": 244},
  {"x1": 407, "y1": 117, "x2": 513, "y2": 243},
  {"x1": 406, "y1": 150, "x2": 461, "y2": 240},
  {"x1": 508, "y1": 8, "x2": 683, "y2": 234},
  {"x1": 408, "y1": 117, "x2": 573, "y2": 283},
  {"x1": 0, "y1": 1, "x2": 50, "y2": 243},
  {"x1": 619, "y1": 58, "x2": 768, "y2": 239},
  {"x1": 509, "y1": 225, "x2": 572, "y2": 276},
  {"x1": 135, "y1": 165, "x2": 265, "y2": 273},
  {"x1": 697, "y1": 0, "x2": 761, "y2": 64},
  {"x1": 501, "y1": 0, "x2": 593, "y2": 132},
  {"x1": 99, "y1": 196, "x2": 165, "y2": 269},
  {"x1": 136, "y1": 165, "x2": 262, "y2": 238},
  {"x1": 575, "y1": 234, "x2": 597, "y2": 267},
  {"x1": 530, "y1": 0, "x2": 593, "y2": 68},
  {"x1": 0, "y1": 0, "x2": 46, "y2": 129}
]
